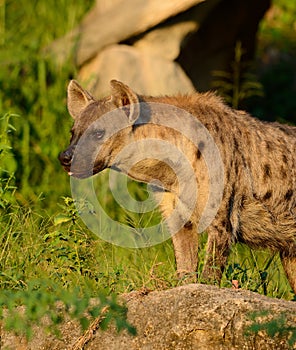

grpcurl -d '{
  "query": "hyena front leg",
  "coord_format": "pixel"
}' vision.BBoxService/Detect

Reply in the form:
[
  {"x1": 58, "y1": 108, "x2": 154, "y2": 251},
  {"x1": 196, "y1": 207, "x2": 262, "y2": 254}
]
[
  {"x1": 171, "y1": 222, "x2": 199, "y2": 279},
  {"x1": 280, "y1": 252, "x2": 296, "y2": 294},
  {"x1": 201, "y1": 225, "x2": 231, "y2": 285},
  {"x1": 157, "y1": 192, "x2": 199, "y2": 280}
]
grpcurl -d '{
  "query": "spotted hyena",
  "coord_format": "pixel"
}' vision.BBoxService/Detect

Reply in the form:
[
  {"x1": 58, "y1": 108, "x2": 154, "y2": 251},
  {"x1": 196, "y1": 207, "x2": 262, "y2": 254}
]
[{"x1": 59, "y1": 80, "x2": 296, "y2": 293}]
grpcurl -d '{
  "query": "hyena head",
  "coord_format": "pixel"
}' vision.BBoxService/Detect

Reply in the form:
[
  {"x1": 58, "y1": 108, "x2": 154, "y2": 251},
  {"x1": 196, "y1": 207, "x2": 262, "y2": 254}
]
[{"x1": 58, "y1": 80, "x2": 141, "y2": 178}]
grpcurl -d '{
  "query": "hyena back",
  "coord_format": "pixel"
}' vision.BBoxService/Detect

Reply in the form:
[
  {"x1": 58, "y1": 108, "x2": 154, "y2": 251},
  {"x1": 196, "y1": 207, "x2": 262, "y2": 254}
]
[{"x1": 59, "y1": 80, "x2": 296, "y2": 293}]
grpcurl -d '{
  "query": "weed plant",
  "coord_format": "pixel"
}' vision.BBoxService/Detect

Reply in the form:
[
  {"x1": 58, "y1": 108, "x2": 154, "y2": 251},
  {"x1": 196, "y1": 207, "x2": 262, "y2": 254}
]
[{"x1": 212, "y1": 41, "x2": 264, "y2": 109}]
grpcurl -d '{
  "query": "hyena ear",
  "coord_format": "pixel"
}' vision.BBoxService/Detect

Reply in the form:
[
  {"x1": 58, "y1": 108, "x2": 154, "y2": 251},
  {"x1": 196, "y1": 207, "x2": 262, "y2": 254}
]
[
  {"x1": 67, "y1": 80, "x2": 95, "y2": 119},
  {"x1": 110, "y1": 80, "x2": 140, "y2": 124}
]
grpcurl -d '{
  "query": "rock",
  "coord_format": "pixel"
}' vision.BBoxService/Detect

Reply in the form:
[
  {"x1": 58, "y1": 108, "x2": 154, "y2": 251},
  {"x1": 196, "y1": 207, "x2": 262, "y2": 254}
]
[
  {"x1": 47, "y1": 0, "x2": 205, "y2": 66},
  {"x1": 85, "y1": 284, "x2": 296, "y2": 350},
  {"x1": 2, "y1": 284, "x2": 296, "y2": 349},
  {"x1": 90, "y1": 0, "x2": 123, "y2": 15},
  {"x1": 131, "y1": 0, "x2": 222, "y2": 62},
  {"x1": 133, "y1": 21, "x2": 198, "y2": 61},
  {"x1": 45, "y1": 0, "x2": 271, "y2": 93},
  {"x1": 78, "y1": 44, "x2": 195, "y2": 96}
]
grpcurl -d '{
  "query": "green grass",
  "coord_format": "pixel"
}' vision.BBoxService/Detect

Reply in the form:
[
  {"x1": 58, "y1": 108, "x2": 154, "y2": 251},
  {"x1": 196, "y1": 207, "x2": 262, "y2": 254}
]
[
  {"x1": 0, "y1": 197, "x2": 293, "y2": 298},
  {"x1": 0, "y1": 0, "x2": 94, "y2": 207},
  {"x1": 0, "y1": 0, "x2": 295, "y2": 339},
  {"x1": 0, "y1": 198, "x2": 176, "y2": 294}
]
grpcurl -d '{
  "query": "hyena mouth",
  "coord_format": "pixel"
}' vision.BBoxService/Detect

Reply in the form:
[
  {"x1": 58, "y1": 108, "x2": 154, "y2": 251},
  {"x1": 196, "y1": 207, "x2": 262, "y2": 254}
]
[
  {"x1": 68, "y1": 171, "x2": 92, "y2": 179},
  {"x1": 67, "y1": 161, "x2": 107, "y2": 179}
]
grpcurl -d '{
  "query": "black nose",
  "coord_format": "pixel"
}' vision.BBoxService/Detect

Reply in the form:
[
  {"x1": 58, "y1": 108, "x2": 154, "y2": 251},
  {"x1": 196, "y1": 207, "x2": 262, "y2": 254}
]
[{"x1": 59, "y1": 148, "x2": 73, "y2": 167}]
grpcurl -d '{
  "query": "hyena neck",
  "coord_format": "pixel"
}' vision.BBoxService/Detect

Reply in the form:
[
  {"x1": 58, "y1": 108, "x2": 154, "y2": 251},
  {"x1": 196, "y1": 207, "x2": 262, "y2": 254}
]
[
  {"x1": 138, "y1": 92, "x2": 235, "y2": 138},
  {"x1": 114, "y1": 95, "x2": 227, "y2": 191}
]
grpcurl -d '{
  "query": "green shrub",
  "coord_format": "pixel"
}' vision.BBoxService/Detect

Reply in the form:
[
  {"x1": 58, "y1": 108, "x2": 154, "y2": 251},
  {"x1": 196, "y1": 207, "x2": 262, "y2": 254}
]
[
  {"x1": 0, "y1": 279, "x2": 136, "y2": 340},
  {"x1": 245, "y1": 311, "x2": 296, "y2": 348}
]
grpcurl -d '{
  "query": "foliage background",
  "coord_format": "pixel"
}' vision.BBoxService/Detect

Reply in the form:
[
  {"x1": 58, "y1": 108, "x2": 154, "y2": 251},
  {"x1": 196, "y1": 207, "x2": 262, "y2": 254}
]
[{"x1": 0, "y1": 0, "x2": 295, "y2": 337}]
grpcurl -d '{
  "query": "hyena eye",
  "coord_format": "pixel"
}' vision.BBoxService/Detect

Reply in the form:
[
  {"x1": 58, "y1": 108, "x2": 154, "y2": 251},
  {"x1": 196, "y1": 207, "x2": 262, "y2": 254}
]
[{"x1": 94, "y1": 129, "x2": 105, "y2": 140}]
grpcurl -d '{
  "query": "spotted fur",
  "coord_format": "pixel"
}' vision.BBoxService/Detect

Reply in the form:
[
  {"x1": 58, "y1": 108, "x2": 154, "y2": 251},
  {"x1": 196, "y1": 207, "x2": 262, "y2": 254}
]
[{"x1": 59, "y1": 80, "x2": 296, "y2": 293}]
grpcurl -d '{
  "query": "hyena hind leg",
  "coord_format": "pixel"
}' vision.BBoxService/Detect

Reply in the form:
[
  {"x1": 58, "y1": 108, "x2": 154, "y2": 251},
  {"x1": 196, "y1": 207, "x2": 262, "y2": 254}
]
[
  {"x1": 280, "y1": 252, "x2": 296, "y2": 295},
  {"x1": 201, "y1": 226, "x2": 231, "y2": 285}
]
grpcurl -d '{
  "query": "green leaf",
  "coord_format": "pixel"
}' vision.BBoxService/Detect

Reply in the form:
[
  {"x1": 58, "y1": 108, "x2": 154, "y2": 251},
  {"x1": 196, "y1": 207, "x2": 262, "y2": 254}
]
[{"x1": 53, "y1": 214, "x2": 72, "y2": 226}]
